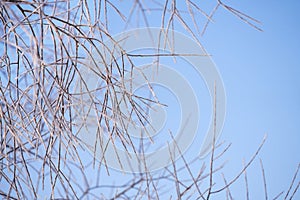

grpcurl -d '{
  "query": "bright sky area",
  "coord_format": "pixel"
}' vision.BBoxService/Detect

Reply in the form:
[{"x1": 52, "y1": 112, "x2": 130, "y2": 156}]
[{"x1": 201, "y1": 1, "x2": 300, "y2": 199}]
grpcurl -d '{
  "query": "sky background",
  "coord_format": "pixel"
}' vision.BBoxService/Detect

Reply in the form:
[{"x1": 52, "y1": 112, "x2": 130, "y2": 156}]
[{"x1": 199, "y1": 1, "x2": 300, "y2": 199}]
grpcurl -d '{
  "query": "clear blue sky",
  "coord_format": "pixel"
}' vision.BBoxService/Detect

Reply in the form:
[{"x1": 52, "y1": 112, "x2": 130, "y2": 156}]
[{"x1": 200, "y1": 1, "x2": 300, "y2": 198}]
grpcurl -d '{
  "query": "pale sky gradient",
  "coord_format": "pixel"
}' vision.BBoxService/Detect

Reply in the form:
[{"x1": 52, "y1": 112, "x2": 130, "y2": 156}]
[{"x1": 201, "y1": 1, "x2": 300, "y2": 198}]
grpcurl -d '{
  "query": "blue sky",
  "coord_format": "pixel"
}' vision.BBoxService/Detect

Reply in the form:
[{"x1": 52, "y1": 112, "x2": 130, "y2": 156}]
[{"x1": 200, "y1": 1, "x2": 300, "y2": 198}]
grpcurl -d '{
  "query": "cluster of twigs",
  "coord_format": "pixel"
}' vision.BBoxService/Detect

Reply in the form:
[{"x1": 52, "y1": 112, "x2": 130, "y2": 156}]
[{"x1": 0, "y1": 0, "x2": 298, "y2": 199}]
